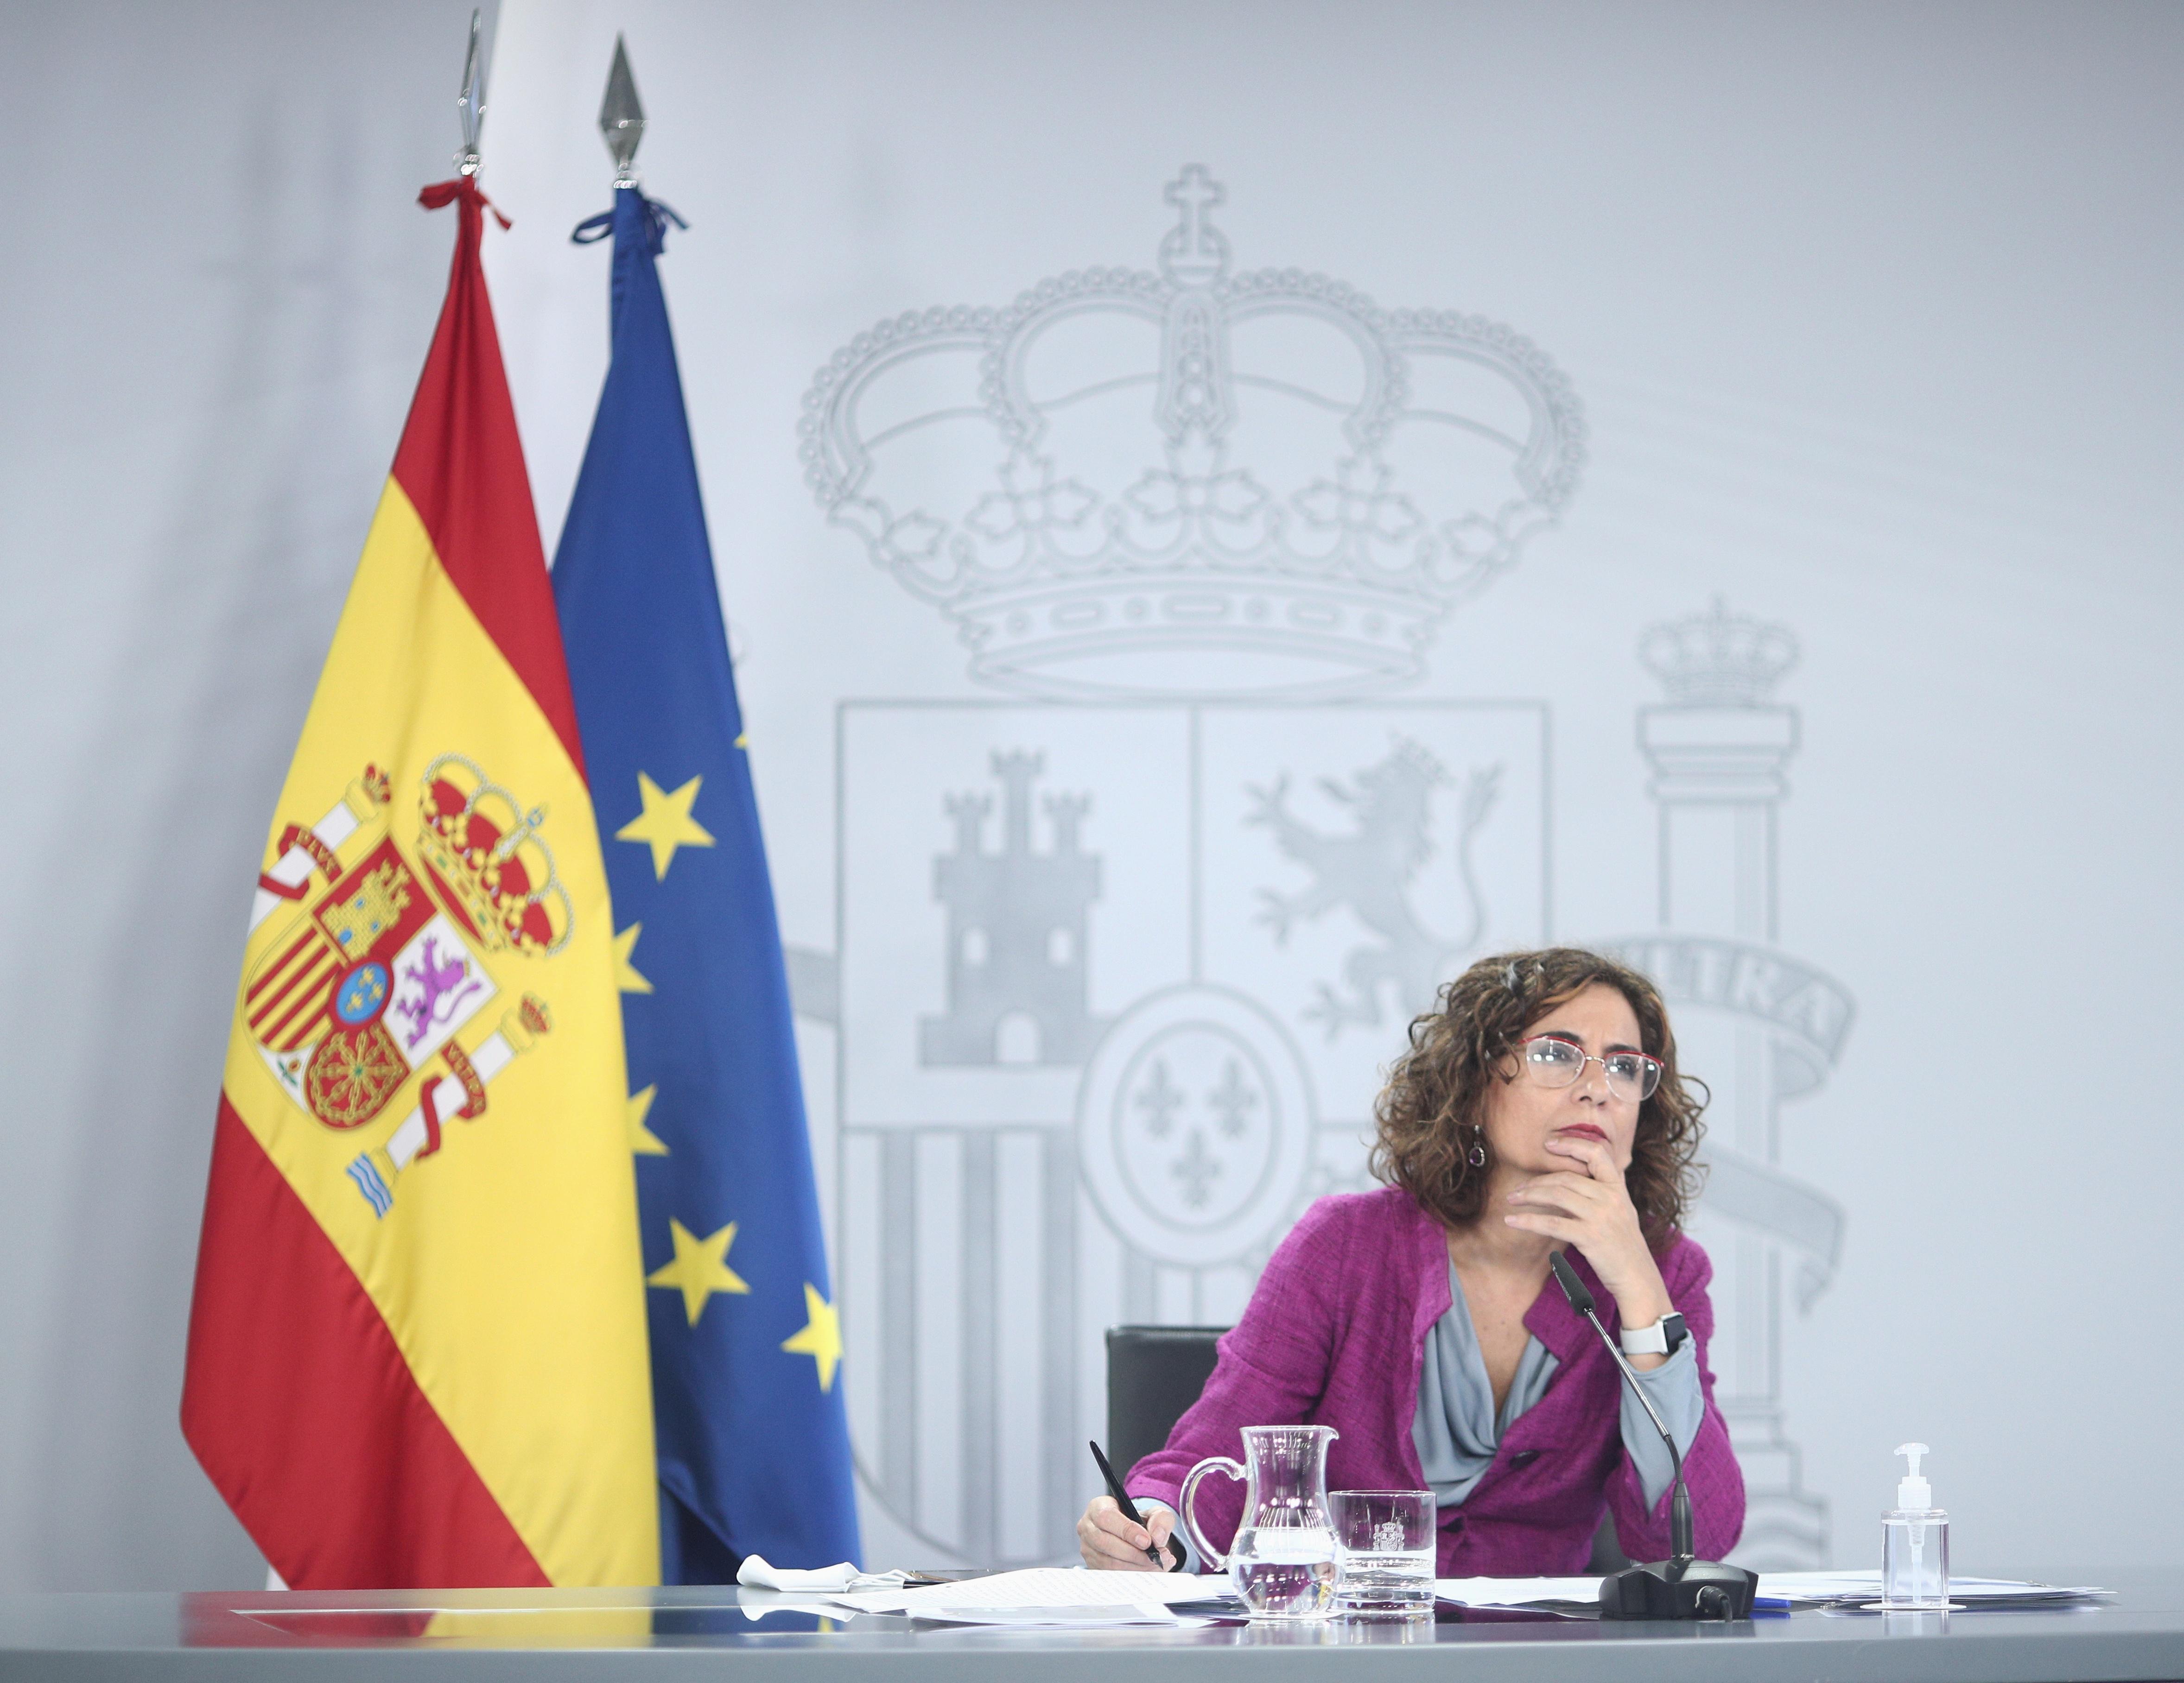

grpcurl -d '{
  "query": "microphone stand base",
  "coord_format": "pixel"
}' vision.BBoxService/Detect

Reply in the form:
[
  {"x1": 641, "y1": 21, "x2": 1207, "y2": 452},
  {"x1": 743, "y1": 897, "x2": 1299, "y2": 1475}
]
[{"x1": 1600, "y1": 1558, "x2": 1759, "y2": 1621}]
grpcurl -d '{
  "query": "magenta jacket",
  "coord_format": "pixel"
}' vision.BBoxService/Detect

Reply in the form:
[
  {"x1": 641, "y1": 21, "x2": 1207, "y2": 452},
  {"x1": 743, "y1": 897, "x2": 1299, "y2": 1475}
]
[{"x1": 1126, "y1": 1187, "x2": 1744, "y2": 1575}]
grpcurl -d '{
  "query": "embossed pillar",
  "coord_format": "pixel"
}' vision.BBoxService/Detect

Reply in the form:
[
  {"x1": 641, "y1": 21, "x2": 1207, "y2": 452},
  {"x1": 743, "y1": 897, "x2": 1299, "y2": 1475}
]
[
  {"x1": 1636, "y1": 601, "x2": 1833, "y2": 1569},
  {"x1": 1642, "y1": 708, "x2": 1796, "y2": 942}
]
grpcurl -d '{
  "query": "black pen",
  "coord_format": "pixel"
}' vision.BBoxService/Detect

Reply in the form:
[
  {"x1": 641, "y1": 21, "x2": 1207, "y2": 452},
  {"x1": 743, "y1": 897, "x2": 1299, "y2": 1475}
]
[{"x1": 1089, "y1": 1440, "x2": 1173, "y2": 1570}]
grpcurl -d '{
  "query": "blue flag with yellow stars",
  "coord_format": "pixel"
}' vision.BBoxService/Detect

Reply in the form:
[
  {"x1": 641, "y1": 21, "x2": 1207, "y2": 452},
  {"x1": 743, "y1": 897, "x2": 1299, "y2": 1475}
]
[{"x1": 552, "y1": 184, "x2": 860, "y2": 1581}]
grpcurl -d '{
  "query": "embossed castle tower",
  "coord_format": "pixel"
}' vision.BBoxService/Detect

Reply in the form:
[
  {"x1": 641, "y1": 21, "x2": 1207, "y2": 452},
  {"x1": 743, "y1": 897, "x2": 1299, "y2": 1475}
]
[{"x1": 921, "y1": 752, "x2": 1107, "y2": 1066}]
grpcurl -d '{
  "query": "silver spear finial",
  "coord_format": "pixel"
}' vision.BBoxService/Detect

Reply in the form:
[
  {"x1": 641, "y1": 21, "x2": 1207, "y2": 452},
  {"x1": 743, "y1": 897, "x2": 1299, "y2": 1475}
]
[
  {"x1": 599, "y1": 34, "x2": 646, "y2": 186},
  {"x1": 455, "y1": 9, "x2": 487, "y2": 177}
]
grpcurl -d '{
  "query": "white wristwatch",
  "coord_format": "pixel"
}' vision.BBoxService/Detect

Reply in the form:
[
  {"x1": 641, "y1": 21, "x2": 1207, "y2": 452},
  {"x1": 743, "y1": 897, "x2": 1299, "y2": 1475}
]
[{"x1": 1619, "y1": 1311, "x2": 1688, "y2": 1357}]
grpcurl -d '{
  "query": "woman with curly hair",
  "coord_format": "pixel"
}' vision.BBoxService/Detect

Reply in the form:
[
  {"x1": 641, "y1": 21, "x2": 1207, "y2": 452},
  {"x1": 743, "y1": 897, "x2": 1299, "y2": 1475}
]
[{"x1": 1079, "y1": 947, "x2": 1743, "y2": 1577}]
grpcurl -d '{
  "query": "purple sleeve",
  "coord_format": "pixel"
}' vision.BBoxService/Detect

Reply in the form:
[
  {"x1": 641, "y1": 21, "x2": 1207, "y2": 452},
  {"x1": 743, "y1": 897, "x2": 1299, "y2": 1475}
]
[
  {"x1": 1602, "y1": 1239, "x2": 1745, "y2": 1562},
  {"x1": 1122, "y1": 1197, "x2": 1345, "y2": 1562}
]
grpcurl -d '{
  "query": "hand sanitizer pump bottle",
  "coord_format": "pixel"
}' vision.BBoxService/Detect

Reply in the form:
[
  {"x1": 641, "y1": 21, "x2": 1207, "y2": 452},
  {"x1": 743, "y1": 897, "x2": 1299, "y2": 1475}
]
[{"x1": 1880, "y1": 1443, "x2": 1950, "y2": 1609}]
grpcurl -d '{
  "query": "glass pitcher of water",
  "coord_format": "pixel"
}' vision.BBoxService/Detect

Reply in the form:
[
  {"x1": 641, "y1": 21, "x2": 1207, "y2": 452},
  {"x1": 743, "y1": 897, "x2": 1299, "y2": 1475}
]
[{"x1": 1179, "y1": 1425, "x2": 1340, "y2": 1620}]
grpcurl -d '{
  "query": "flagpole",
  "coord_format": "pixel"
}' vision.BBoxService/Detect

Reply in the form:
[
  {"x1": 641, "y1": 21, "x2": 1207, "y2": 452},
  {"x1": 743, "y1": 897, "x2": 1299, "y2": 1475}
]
[
  {"x1": 601, "y1": 35, "x2": 645, "y2": 187},
  {"x1": 455, "y1": 9, "x2": 487, "y2": 178}
]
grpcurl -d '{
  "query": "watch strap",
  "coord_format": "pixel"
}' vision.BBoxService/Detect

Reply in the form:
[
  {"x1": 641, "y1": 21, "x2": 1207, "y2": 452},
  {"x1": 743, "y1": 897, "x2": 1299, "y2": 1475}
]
[{"x1": 1619, "y1": 1312, "x2": 1688, "y2": 1356}]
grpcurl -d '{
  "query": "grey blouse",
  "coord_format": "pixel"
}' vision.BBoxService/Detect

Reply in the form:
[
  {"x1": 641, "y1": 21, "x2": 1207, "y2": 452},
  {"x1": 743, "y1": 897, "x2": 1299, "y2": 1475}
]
[{"x1": 1413, "y1": 1262, "x2": 1702, "y2": 1510}]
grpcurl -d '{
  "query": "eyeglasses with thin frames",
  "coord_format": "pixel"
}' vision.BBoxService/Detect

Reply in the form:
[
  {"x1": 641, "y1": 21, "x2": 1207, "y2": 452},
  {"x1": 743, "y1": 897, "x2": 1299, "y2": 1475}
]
[{"x1": 1516, "y1": 1034, "x2": 1662, "y2": 1103}]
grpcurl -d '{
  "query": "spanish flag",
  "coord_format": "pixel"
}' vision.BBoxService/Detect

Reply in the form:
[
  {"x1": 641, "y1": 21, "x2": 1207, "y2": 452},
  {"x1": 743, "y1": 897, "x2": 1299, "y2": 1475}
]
[{"x1": 181, "y1": 177, "x2": 658, "y2": 1589}]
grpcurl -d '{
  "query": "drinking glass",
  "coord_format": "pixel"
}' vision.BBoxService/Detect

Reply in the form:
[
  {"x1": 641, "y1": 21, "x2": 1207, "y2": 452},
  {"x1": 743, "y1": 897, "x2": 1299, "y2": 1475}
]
[{"x1": 1329, "y1": 1489, "x2": 1435, "y2": 1618}]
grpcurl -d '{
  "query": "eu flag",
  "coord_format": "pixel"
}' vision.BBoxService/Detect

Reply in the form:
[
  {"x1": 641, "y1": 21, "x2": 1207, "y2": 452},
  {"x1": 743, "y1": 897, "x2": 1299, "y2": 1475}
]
[{"x1": 552, "y1": 185, "x2": 861, "y2": 1580}]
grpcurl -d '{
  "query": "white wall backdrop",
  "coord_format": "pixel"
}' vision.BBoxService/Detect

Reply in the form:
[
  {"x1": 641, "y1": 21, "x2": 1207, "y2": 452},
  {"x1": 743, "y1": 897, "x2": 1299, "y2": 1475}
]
[{"x1": 1, "y1": 0, "x2": 2179, "y2": 1589}]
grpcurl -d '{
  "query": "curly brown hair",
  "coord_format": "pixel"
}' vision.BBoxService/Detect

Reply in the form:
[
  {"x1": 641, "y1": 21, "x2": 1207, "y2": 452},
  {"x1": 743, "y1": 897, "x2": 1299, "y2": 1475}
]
[{"x1": 1369, "y1": 947, "x2": 1707, "y2": 1251}]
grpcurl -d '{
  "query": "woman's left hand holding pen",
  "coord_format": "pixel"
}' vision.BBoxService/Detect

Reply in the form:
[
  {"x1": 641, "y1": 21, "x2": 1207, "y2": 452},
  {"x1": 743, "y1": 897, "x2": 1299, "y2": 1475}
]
[{"x1": 1078, "y1": 1496, "x2": 1177, "y2": 1571}]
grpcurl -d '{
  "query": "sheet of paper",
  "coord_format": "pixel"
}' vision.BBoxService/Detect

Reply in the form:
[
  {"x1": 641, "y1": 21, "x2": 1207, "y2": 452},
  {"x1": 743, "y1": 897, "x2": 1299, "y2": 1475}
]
[
  {"x1": 1435, "y1": 1576, "x2": 1603, "y2": 1607},
  {"x1": 1758, "y1": 1571, "x2": 2112, "y2": 1603},
  {"x1": 838, "y1": 1568, "x2": 1225, "y2": 1615},
  {"x1": 1431, "y1": 1569, "x2": 2115, "y2": 1612},
  {"x1": 903, "y1": 1604, "x2": 1194, "y2": 1627}
]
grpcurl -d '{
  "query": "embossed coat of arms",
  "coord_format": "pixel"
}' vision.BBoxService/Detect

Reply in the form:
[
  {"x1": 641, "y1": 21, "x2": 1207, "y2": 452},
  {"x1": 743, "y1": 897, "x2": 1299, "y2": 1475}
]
[{"x1": 785, "y1": 168, "x2": 1586, "y2": 1569}]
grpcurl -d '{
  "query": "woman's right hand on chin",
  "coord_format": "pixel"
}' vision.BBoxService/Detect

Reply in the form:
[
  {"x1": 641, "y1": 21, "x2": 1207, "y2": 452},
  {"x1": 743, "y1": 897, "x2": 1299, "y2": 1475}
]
[{"x1": 1077, "y1": 1494, "x2": 1176, "y2": 1570}]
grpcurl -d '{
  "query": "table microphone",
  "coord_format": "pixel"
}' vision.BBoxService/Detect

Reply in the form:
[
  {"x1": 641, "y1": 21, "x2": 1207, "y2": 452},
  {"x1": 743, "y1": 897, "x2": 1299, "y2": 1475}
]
[{"x1": 1548, "y1": 1251, "x2": 1757, "y2": 1621}]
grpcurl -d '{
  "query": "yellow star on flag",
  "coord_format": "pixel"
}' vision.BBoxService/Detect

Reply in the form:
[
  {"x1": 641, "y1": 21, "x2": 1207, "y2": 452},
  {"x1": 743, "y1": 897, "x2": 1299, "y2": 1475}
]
[
  {"x1": 626, "y1": 1085, "x2": 668, "y2": 1156},
  {"x1": 612, "y1": 922, "x2": 652, "y2": 994},
  {"x1": 616, "y1": 772, "x2": 714, "y2": 880},
  {"x1": 646, "y1": 1219, "x2": 749, "y2": 1326},
  {"x1": 781, "y1": 1283, "x2": 844, "y2": 1392}
]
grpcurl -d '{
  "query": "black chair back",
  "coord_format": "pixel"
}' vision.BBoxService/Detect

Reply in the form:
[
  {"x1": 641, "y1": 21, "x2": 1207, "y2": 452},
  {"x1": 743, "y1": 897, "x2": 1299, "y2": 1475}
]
[
  {"x1": 1103, "y1": 1325, "x2": 1227, "y2": 1479},
  {"x1": 1588, "y1": 1513, "x2": 1631, "y2": 1573}
]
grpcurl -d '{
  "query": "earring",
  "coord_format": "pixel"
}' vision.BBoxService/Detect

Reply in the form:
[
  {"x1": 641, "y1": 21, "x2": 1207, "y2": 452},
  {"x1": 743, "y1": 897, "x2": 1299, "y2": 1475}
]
[{"x1": 1466, "y1": 1126, "x2": 1487, "y2": 1170}]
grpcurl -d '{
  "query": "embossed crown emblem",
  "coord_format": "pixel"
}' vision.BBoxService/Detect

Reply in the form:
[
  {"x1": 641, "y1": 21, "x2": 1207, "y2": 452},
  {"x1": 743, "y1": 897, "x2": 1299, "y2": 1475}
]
[
  {"x1": 415, "y1": 754, "x2": 572, "y2": 955},
  {"x1": 1639, "y1": 597, "x2": 1800, "y2": 705},
  {"x1": 800, "y1": 167, "x2": 1586, "y2": 700}
]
